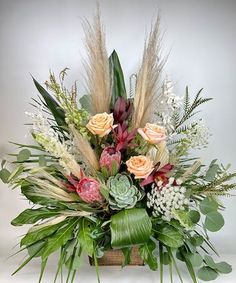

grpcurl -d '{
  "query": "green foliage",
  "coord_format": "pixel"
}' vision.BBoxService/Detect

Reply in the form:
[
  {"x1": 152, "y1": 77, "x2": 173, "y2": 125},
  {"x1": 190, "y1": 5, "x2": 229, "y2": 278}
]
[
  {"x1": 77, "y1": 218, "x2": 94, "y2": 257},
  {"x1": 172, "y1": 87, "x2": 212, "y2": 130},
  {"x1": 108, "y1": 174, "x2": 143, "y2": 210},
  {"x1": 200, "y1": 197, "x2": 219, "y2": 215},
  {"x1": 197, "y1": 266, "x2": 218, "y2": 281},
  {"x1": 0, "y1": 168, "x2": 11, "y2": 183},
  {"x1": 17, "y1": 149, "x2": 31, "y2": 162},
  {"x1": 204, "y1": 211, "x2": 224, "y2": 232},
  {"x1": 110, "y1": 208, "x2": 152, "y2": 248},
  {"x1": 188, "y1": 253, "x2": 203, "y2": 267},
  {"x1": 172, "y1": 210, "x2": 194, "y2": 229},
  {"x1": 109, "y1": 50, "x2": 127, "y2": 107},
  {"x1": 42, "y1": 218, "x2": 78, "y2": 260},
  {"x1": 79, "y1": 95, "x2": 92, "y2": 113},
  {"x1": 32, "y1": 77, "x2": 66, "y2": 128},
  {"x1": 21, "y1": 220, "x2": 66, "y2": 247},
  {"x1": 11, "y1": 207, "x2": 61, "y2": 226},
  {"x1": 154, "y1": 223, "x2": 184, "y2": 248},
  {"x1": 139, "y1": 239, "x2": 158, "y2": 270}
]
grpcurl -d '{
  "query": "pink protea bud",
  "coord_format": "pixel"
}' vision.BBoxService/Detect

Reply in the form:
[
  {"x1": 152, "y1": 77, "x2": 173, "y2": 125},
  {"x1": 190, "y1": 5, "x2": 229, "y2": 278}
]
[
  {"x1": 99, "y1": 146, "x2": 121, "y2": 176},
  {"x1": 76, "y1": 177, "x2": 103, "y2": 203}
]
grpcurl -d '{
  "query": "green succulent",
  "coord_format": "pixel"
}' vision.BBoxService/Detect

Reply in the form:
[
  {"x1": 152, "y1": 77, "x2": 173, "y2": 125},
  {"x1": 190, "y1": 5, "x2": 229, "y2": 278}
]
[{"x1": 107, "y1": 174, "x2": 144, "y2": 210}]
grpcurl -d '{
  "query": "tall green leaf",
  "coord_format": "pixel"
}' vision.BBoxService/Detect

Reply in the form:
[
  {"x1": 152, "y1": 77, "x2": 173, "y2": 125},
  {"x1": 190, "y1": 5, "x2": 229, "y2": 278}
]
[
  {"x1": 110, "y1": 208, "x2": 152, "y2": 249},
  {"x1": 11, "y1": 207, "x2": 61, "y2": 226},
  {"x1": 21, "y1": 221, "x2": 65, "y2": 247},
  {"x1": 77, "y1": 218, "x2": 94, "y2": 257},
  {"x1": 139, "y1": 239, "x2": 158, "y2": 270},
  {"x1": 109, "y1": 50, "x2": 127, "y2": 107},
  {"x1": 42, "y1": 218, "x2": 78, "y2": 260},
  {"x1": 32, "y1": 77, "x2": 66, "y2": 127}
]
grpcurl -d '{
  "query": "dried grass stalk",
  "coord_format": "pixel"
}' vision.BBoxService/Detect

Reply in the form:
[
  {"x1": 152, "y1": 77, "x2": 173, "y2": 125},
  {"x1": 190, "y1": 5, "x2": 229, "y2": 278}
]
[
  {"x1": 182, "y1": 160, "x2": 202, "y2": 182},
  {"x1": 132, "y1": 16, "x2": 166, "y2": 128},
  {"x1": 83, "y1": 8, "x2": 110, "y2": 114},
  {"x1": 70, "y1": 125, "x2": 100, "y2": 172}
]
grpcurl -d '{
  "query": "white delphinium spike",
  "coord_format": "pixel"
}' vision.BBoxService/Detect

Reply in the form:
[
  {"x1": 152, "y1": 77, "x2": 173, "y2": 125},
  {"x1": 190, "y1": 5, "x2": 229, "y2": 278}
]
[{"x1": 26, "y1": 111, "x2": 81, "y2": 179}]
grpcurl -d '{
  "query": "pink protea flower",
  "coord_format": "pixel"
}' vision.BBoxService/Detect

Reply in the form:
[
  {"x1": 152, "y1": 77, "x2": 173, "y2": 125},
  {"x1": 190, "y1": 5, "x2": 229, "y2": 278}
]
[
  {"x1": 99, "y1": 146, "x2": 121, "y2": 176},
  {"x1": 77, "y1": 177, "x2": 103, "y2": 203},
  {"x1": 65, "y1": 174, "x2": 103, "y2": 203}
]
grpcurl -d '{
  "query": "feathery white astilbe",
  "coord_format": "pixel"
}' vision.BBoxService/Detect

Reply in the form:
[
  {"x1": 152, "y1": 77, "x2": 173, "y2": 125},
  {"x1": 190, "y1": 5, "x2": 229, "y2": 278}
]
[{"x1": 26, "y1": 111, "x2": 81, "y2": 179}]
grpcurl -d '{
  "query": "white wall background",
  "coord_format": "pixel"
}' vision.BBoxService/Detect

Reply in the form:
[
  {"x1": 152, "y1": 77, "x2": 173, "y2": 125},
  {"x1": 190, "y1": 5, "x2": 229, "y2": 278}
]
[{"x1": 0, "y1": 0, "x2": 236, "y2": 282}]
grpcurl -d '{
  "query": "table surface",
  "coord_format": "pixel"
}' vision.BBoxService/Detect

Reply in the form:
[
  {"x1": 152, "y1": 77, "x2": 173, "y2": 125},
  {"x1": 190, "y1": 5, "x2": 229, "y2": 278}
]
[{"x1": 1, "y1": 250, "x2": 236, "y2": 283}]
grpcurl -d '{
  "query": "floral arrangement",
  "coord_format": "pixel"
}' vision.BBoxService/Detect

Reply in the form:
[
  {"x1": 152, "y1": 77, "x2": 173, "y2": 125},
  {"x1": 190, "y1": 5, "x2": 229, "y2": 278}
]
[{"x1": 1, "y1": 10, "x2": 236, "y2": 283}]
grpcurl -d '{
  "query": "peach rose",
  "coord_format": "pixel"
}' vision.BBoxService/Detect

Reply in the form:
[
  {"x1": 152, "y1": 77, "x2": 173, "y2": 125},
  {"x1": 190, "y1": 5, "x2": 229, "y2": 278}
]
[
  {"x1": 86, "y1": 113, "x2": 115, "y2": 137},
  {"x1": 126, "y1": 155, "x2": 154, "y2": 179},
  {"x1": 138, "y1": 123, "x2": 167, "y2": 144}
]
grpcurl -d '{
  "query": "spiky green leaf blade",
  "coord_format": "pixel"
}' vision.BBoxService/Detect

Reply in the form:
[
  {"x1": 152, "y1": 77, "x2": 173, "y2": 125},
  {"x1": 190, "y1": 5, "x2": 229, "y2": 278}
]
[
  {"x1": 21, "y1": 221, "x2": 65, "y2": 247},
  {"x1": 32, "y1": 77, "x2": 66, "y2": 127},
  {"x1": 109, "y1": 50, "x2": 127, "y2": 107},
  {"x1": 77, "y1": 218, "x2": 94, "y2": 257},
  {"x1": 11, "y1": 208, "x2": 61, "y2": 226},
  {"x1": 110, "y1": 208, "x2": 152, "y2": 248},
  {"x1": 42, "y1": 218, "x2": 78, "y2": 260}
]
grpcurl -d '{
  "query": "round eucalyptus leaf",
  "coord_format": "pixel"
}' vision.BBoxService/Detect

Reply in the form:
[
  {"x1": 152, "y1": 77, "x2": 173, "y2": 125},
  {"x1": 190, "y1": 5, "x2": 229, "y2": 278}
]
[
  {"x1": 17, "y1": 149, "x2": 31, "y2": 162},
  {"x1": 204, "y1": 211, "x2": 224, "y2": 232},
  {"x1": 216, "y1": 262, "x2": 232, "y2": 274},
  {"x1": 0, "y1": 168, "x2": 10, "y2": 183},
  {"x1": 204, "y1": 255, "x2": 217, "y2": 269},
  {"x1": 189, "y1": 210, "x2": 200, "y2": 223},
  {"x1": 190, "y1": 235, "x2": 204, "y2": 246},
  {"x1": 188, "y1": 253, "x2": 203, "y2": 267},
  {"x1": 197, "y1": 266, "x2": 218, "y2": 281},
  {"x1": 200, "y1": 198, "x2": 218, "y2": 215}
]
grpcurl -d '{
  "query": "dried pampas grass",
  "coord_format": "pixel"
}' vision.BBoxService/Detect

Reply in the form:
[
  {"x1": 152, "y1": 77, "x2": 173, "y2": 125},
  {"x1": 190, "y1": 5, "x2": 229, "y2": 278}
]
[
  {"x1": 70, "y1": 125, "x2": 100, "y2": 172},
  {"x1": 132, "y1": 16, "x2": 166, "y2": 129},
  {"x1": 83, "y1": 7, "x2": 111, "y2": 114}
]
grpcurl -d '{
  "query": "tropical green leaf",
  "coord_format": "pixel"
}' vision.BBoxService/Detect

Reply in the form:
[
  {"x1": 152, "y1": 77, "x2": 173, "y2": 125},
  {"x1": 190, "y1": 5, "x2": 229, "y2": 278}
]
[
  {"x1": 154, "y1": 224, "x2": 184, "y2": 248},
  {"x1": 139, "y1": 239, "x2": 158, "y2": 270},
  {"x1": 11, "y1": 208, "x2": 61, "y2": 226},
  {"x1": 204, "y1": 211, "x2": 224, "y2": 232},
  {"x1": 110, "y1": 208, "x2": 152, "y2": 249},
  {"x1": 200, "y1": 197, "x2": 218, "y2": 215},
  {"x1": 197, "y1": 266, "x2": 218, "y2": 281},
  {"x1": 21, "y1": 221, "x2": 65, "y2": 247},
  {"x1": 42, "y1": 218, "x2": 78, "y2": 260},
  {"x1": 27, "y1": 241, "x2": 45, "y2": 258},
  {"x1": 109, "y1": 50, "x2": 127, "y2": 107},
  {"x1": 17, "y1": 149, "x2": 31, "y2": 162},
  {"x1": 32, "y1": 77, "x2": 66, "y2": 127},
  {"x1": 78, "y1": 218, "x2": 94, "y2": 257}
]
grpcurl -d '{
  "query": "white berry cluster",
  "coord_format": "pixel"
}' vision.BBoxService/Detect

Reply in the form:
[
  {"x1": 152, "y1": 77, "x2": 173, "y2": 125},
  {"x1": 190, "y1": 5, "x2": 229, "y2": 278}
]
[{"x1": 147, "y1": 178, "x2": 189, "y2": 221}]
